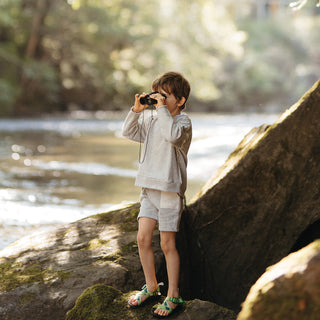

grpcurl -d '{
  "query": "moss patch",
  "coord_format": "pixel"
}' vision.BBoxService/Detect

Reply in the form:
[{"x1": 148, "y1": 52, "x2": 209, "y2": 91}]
[
  {"x1": 65, "y1": 284, "x2": 129, "y2": 320},
  {"x1": 19, "y1": 292, "x2": 36, "y2": 305},
  {"x1": 81, "y1": 238, "x2": 109, "y2": 251},
  {"x1": 98, "y1": 250, "x2": 122, "y2": 263},
  {"x1": 66, "y1": 284, "x2": 184, "y2": 320},
  {"x1": 120, "y1": 241, "x2": 138, "y2": 255},
  {"x1": 0, "y1": 260, "x2": 72, "y2": 292},
  {"x1": 93, "y1": 203, "x2": 140, "y2": 232}
]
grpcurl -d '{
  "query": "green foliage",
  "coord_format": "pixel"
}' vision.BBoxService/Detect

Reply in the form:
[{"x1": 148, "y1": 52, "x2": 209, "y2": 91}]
[
  {"x1": 0, "y1": 0, "x2": 319, "y2": 115},
  {"x1": 216, "y1": 16, "x2": 320, "y2": 111},
  {"x1": 0, "y1": 79, "x2": 18, "y2": 116}
]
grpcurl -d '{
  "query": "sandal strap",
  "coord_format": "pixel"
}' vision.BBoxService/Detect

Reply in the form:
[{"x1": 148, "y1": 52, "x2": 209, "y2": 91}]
[
  {"x1": 166, "y1": 296, "x2": 184, "y2": 305},
  {"x1": 135, "y1": 283, "x2": 162, "y2": 305},
  {"x1": 154, "y1": 296, "x2": 184, "y2": 314},
  {"x1": 156, "y1": 299, "x2": 172, "y2": 312}
]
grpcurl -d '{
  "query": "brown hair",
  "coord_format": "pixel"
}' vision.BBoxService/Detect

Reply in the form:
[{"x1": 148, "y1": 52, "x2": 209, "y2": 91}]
[{"x1": 152, "y1": 72, "x2": 191, "y2": 110}]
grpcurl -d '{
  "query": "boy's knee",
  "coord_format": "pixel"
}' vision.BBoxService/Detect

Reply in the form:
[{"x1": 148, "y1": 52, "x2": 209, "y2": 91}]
[
  {"x1": 137, "y1": 232, "x2": 152, "y2": 249},
  {"x1": 160, "y1": 238, "x2": 176, "y2": 255}
]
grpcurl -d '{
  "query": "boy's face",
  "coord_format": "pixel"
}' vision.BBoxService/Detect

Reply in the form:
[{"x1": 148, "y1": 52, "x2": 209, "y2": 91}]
[{"x1": 155, "y1": 87, "x2": 186, "y2": 116}]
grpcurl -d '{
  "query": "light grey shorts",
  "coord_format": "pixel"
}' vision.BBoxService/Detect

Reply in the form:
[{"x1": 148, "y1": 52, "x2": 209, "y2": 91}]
[{"x1": 138, "y1": 188, "x2": 183, "y2": 232}]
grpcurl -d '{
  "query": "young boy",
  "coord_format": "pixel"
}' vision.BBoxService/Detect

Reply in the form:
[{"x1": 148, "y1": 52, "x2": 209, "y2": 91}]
[{"x1": 122, "y1": 72, "x2": 192, "y2": 318}]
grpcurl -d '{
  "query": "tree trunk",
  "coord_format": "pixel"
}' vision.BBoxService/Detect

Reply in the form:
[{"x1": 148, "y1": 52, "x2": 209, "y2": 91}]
[
  {"x1": 178, "y1": 80, "x2": 320, "y2": 312},
  {"x1": 25, "y1": 0, "x2": 50, "y2": 58},
  {"x1": 14, "y1": 0, "x2": 51, "y2": 115}
]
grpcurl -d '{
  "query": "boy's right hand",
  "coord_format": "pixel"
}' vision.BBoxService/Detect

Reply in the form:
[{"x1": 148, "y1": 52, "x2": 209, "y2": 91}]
[{"x1": 132, "y1": 93, "x2": 148, "y2": 113}]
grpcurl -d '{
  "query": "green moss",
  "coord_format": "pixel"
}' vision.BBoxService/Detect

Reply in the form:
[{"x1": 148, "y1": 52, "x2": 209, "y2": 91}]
[
  {"x1": 120, "y1": 241, "x2": 138, "y2": 255},
  {"x1": 92, "y1": 203, "x2": 140, "y2": 232},
  {"x1": 65, "y1": 284, "x2": 129, "y2": 320},
  {"x1": 120, "y1": 207, "x2": 140, "y2": 232},
  {"x1": 0, "y1": 261, "x2": 42, "y2": 292},
  {"x1": 102, "y1": 251, "x2": 122, "y2": 262},
  {"x1": 66, "y1": 284, "x2": 184, "y2": 320},
  {"x1": 81, "y1": 238, "x2": 109, "y2": 251},
  {"x1": 0, "y1": 260, "x2": 72, "y2": 292},
  {"x1": 94, "y1": 242, "x2": 138, "y2": 266},
  {"x1": 56, "y1": 270, "x2": 72, "y2": 282},
  {"x1": 19, "y1": 292, "x2": 36, "y2": 305}
]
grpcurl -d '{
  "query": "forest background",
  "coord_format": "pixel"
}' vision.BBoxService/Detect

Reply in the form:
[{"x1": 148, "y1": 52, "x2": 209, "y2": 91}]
[{"x1": 0, "y1": 0, "x2": 319, "y2": 117}]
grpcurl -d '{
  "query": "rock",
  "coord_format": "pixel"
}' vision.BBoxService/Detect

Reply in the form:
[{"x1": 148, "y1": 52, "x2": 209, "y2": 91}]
[
  {"x1": 178, "y1": 80, "x2": 320, "y2": 311},
  {"x1": 237, "y1": 240, "x2": 320, "y2": 320},
  {"x1": 0, "y1": 204, "x2": 165, "y2": 320},
  {"x1": 65, "y1": 284, "x2": 237, "y2": 320}
]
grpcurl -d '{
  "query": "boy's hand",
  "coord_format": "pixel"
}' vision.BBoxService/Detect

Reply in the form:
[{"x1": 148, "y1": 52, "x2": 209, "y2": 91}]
[{"x1": 132, "y1": 93, "x2": 148, "y2": 113}]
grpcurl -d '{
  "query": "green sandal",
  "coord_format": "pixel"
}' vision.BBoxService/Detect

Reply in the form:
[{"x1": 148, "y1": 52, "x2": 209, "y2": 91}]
[
  {"x1": 151, "y1": 296, "x2": 185, "y2": 318},
  {"x1": 128, "y1": 283, "x2": 162, "y2": 308}
]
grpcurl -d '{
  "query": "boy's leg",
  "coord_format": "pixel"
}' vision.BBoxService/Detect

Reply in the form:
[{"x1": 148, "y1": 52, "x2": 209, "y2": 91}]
[
  {"x1": 128, "y1": 217, "x2": 158, "y2": 306},
  {"x1": 153, "y1": 231, "x2": 180, "y2": 316}
]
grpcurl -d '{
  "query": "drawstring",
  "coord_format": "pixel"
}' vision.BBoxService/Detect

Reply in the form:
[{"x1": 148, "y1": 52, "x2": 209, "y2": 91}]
[{"x1": 138, "y1": 108, "x2": 154, "y2": 164}]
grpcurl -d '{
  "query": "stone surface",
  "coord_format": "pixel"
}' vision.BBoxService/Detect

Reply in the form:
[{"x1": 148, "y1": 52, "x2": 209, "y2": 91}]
[
  {"x1": 179, "y1": 80, "x2": 320, "y2": 310},
  {"x1": 237, "y1": 240, "x2": 320, "y2": 320},
  {"x1": 0, "y1": 204, "x2": 165, "y2": 320},
  {"x1": 65, "y1": 284, "x2": 237, "y2": 320}
]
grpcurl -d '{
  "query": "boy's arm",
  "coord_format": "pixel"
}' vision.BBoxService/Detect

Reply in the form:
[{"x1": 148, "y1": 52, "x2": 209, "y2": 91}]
[
  {"x1": 156, "y1": 106, "x2": 192, "y2": 147},
  {"x1": 122, "y1": 108, "x2": 146, "y2": 142},
  {"x1": 122, "y1": 93, "x2": 150, "y2": 142}
]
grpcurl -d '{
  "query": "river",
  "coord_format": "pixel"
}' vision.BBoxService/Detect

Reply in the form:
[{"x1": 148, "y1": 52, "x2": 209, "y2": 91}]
[{"x1": 0, "y1": 110, "x2": 280, "y2": 249}]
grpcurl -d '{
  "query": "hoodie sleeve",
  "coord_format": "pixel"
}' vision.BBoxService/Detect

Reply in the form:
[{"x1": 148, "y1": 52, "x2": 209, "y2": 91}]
[
  {"x1": 122, "y1": 108, "x2": 149, "y2": 143},
  {"x1": 156, "y1": 106, "x2": 192, "y2": 147}
]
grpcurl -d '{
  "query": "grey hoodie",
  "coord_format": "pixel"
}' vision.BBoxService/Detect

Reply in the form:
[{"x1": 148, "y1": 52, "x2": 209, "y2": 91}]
[{"x1": 122, "y1": 106, "x2": 192, "y2": 196}]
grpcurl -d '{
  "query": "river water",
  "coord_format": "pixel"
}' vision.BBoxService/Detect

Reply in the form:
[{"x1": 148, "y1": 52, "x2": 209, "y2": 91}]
[{"x1": 0, "y1": 111, "x2": 280, "y2": 249}]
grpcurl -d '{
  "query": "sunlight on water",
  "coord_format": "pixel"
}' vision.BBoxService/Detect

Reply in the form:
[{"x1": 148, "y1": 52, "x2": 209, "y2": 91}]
[
  {"x1": 31, "y1": 160, "x2": 137, "y2": 177},
  {"x1": 0, "y1": 112, "x2": 280, "y2": 248}
]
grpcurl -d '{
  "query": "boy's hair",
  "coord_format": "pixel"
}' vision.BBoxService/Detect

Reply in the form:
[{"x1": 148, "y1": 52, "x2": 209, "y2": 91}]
[{"x1": 152, "y1": 72, "x2": 190, "y2": 110}]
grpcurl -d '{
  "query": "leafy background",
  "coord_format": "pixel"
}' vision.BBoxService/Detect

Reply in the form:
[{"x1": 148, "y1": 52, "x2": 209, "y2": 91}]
[{"x1": 0, "y1": 0, "x2": 319, "y2": 116}]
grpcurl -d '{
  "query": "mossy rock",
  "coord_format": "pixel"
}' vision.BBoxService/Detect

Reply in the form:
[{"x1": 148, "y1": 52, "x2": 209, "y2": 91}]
[
  {"x1": 0, "y1": 203, "x2": 146, "y2": 320},
  {"x1": 65, "y1": 284, "x2": 159, "y2": 320},
  {"x1": 93, "y1": 203, "x2": 140, "y2": 232},
  {"x1": 66, "y1": 284, "x2": 237, "y2": 320},
  {"x1": 0, "y1": 259, "x2": 71, "y2": 292}
]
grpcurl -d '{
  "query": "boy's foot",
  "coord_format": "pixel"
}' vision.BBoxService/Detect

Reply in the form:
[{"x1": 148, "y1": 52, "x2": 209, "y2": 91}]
[
  {"x1": 128, "y1": 284, "x2": 162, "y2": 308},
  {"x1": 151, "y1": 296, "x2": 184, "y2": 318}
]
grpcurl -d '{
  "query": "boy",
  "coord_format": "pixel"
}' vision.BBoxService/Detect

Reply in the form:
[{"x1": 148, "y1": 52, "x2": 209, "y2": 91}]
[{"x1": 122, "y1": 72, "x2": 192, "y2": 318}]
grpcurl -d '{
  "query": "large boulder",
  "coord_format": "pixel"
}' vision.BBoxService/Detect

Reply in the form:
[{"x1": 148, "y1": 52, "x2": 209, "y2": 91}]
[
  {"x1": 0, "y1": 204, "x2": 165, "y2": 320},
  {"x1": 179, "y1": 80, "x2": 320, "y2": 311},
  {"x1": 237, "y1": 240, "x2": 320, "y2": 320}
]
